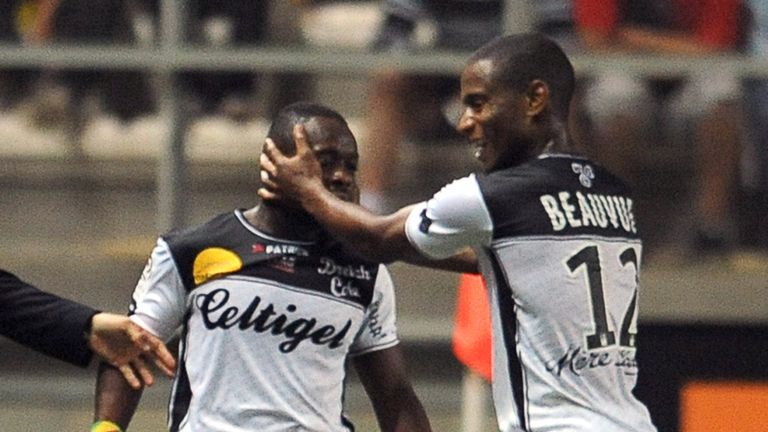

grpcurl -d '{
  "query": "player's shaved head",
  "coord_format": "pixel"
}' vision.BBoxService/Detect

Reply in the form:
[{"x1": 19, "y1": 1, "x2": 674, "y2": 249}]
[
  {"x1": 266, "y1": 102, "x2": 350, "y2": 156},
  {"x1": 468, "y1": 33, "x2": 575, "y2": 119}
]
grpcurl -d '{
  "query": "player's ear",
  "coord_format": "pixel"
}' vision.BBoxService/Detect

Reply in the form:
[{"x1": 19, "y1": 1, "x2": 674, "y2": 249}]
[{"x1": 525, "y1": 80, "x2": 549, "y2": 117}]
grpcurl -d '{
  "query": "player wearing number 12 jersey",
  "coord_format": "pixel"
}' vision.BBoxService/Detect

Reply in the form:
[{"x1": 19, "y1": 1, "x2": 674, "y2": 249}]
[
  {"x1": 405, "y1": 154, "x2": 653, "y2": 431},
  {"x1": 258, "y1": 33, "x2": 657, "y2": 431}
]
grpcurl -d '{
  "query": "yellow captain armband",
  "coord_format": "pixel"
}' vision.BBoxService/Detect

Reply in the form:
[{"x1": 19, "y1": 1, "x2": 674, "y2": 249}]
[{"x1": 90, "y1": 420, "x2": 123, "y2": 432}]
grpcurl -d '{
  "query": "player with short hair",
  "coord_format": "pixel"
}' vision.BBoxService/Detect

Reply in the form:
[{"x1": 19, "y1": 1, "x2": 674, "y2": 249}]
[
  {"x1": 93, "y1": 102, "x2": 432, "y2": 432},
  {"x1": 259, "y1": 33, "x2": 658, "y2": 431}
]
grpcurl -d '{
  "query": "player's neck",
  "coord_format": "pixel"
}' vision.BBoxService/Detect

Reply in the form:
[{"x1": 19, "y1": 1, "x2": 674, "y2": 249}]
[
  {"x1": 540, "y1": 123, "x2": 583, "y2": 157},
  {"x1": 242, "y1": 204, "x2": 323, "y2": 242}
]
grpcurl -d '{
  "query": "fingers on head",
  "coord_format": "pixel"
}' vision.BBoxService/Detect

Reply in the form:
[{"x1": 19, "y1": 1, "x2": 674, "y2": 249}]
[
  {"x1": 262, "y1": 138, "x2": 280, "y2": 161},
  {"x1": 260, "y1": 172, "x2": 279, "y2": 190},
  {"x1": 292, "y1": 123, "x2": 310, "y2": 151},
  {"x1": 258, "y1": 188, "x2": 277, "y2": 201},
  {"x1": 260, "y1": 153, "x2": 276, "y2": 174}
]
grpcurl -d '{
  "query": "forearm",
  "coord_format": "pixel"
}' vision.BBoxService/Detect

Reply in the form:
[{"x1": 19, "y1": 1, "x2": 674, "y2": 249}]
[
  {"x1": 301, "y1": 185, "x2": 417, "y2": 263},
  {"x1": 370, "y1": 386, "x2": 432, "y2": 432},
  {"x1": 355, "y1": 348, "x2": 432, "y2": 431},
  {"x1": 301, "y1": 187, "x2": 479, "y2": 272},
  {"x1": 95, "y1": 362, "x2": 144, "y2": 430}
]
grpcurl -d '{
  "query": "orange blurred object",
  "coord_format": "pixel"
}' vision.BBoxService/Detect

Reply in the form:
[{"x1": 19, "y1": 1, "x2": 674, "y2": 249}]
[
  {"x1": 452, "y1": 273, "x2": 492, "y2": 382},
  {"x1": 680, "y1": 380, "x2": 768, "y2": 432}
]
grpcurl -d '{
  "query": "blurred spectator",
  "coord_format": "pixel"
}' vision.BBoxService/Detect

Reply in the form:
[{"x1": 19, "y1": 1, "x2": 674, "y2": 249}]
[
  {"x1": 24, "y1": 0, "x2": 155, "y2": 147},
  {"x1": 741, "y1": 0, "x2": 768, "y2": 249},
  {"x1": 360, "y1": 0, "x2": 499, "y2": 213},
  {"x1": 133, "y1": 0, "x2": 310, "y2": 121},
  {"x1": 0, "y1": 1, "x2": 37, "y2": 111},
  {"x1": 137, "y1": 0, "x2": 308, "y2": 122},
  {"x1": 178, "y1": 1, "x2": 269, "y2": 121},
  {"x1": 574, "y1": 0, "x2": 745, "y2": 255},
  {"x1": 359, "y1": 0, "x2": 578, "y2": 213}
]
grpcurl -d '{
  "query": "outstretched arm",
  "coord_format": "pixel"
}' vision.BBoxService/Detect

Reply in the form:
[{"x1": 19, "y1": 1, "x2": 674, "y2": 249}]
[
  {"x1": 259, "y1": 125, "x2": 477, "y2": 273},
  {"x1": 0, "y1": 270, "x2": 175, "y2": 389},
  {"x1": 353, "y1": 346, "x2": 432, "y2": 432},
  {"x1": 88, "y1": 313, "x2": 176, "y2": 389}
]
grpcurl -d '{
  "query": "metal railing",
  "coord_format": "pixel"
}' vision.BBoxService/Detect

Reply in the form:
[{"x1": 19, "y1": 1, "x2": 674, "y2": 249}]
[{"x1": 3, "y1": 44, "x2": 768, "y2": 77}]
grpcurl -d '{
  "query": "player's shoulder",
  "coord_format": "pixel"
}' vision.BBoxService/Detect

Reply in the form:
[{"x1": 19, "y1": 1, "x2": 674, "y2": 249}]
[
  {"x1": 537, "y1": 154, "x2": 631, "y2": 190},
  {"x1": 162, "y1": 210, "x2": 242, "y2": 253},
  {"x1": 479, "y1": 154, "x2": 631, "y2": 195}
]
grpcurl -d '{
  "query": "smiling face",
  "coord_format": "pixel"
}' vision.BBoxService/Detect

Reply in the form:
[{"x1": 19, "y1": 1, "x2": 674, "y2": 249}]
[
  {"x1": 302, "y1": 116, "x2": 360, "y2": 204},
  {"x1": 457, "y1": 58, "x2": 533, "y2": 173}
]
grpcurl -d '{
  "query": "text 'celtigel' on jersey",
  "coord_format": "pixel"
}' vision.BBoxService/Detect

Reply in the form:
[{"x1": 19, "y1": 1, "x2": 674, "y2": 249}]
[{"x1": 129, "y1": 210, "x2": 399, "y2": 432}]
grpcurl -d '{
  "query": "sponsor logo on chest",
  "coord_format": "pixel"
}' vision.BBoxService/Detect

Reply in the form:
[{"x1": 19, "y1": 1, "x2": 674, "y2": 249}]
[
  {"x1": 317, "y1": 257, "x2": 372, "y2": 300},
  {"x1": 195, "y1": 288, "x2": 352, "y2": 353},
  {"x1": 252, "y1": 243, "x2": 309, "y2": 256}
]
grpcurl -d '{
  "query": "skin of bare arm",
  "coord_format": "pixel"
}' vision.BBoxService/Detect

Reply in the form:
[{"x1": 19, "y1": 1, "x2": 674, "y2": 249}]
[
  {"x1": 94, "y1": 362, "x2": 145, "y2": 430},
  {"x1": 88, "y1": 313, "x2": 176, "y2": 389},
  {"x1": 259, "y1": 124, "x2": 478, "y2": 273},
  {"x1": 353, "y1": 346, "x2": 432, "y2": 432}
]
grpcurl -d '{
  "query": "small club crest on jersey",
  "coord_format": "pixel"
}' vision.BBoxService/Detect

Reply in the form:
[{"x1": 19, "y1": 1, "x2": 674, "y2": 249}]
[
  {"x1": 418, "y1": 208, "x2": 433, "y2": 233},
  {"x1": 571, "y1": 163, "x2": 595, "y2": 188}
]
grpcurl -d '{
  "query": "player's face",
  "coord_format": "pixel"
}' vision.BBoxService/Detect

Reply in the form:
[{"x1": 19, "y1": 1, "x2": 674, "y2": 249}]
[
  {"x1": 457, "y1": 58, "x2": 530, "y2": 173},
  {"x1": 304, "y1": 116, "x2": 360, "y2": 204}
]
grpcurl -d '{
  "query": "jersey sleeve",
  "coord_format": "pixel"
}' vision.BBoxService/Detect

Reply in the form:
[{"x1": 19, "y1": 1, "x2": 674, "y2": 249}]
[
  {"x1": 404, "y1": 174, "x2": 493, "y2": 260},
  {"x1": 128, "y1": 238, "x2": 187, "y2": 342},
  {"x1": 349, "y1": 265, "x2": 399, "y2": 356}
]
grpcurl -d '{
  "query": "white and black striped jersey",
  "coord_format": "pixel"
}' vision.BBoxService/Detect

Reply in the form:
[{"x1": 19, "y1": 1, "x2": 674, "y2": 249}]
[
  {"x1": 405, "y1": 154, "x2": 657, "y2": 432},
  {"x1": 130, "y1": 210, "x2": 399, "y2": 432}
]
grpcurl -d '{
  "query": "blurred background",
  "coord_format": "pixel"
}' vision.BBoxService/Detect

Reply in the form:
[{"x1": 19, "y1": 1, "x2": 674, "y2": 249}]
[{"x1": 1, "y1": 1, "x2": 767, "y2": 431}]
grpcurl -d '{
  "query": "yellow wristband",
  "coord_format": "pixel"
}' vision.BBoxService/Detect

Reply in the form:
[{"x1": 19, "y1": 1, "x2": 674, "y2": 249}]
[{"x1": 91, "y1": 420, "x2": 123, "y2": 432}]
